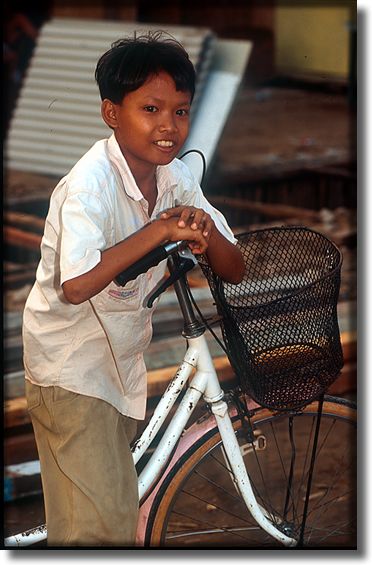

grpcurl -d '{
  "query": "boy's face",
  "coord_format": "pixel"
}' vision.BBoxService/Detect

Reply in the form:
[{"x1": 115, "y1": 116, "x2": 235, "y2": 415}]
[{"x1": 102, "y1": 71, "x2": 191, "y2": 181}]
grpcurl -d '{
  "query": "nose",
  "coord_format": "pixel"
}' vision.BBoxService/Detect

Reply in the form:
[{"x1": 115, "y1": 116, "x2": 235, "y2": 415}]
[{"x1": 158, "y1": 111, "x2": 178, "y2": 133}]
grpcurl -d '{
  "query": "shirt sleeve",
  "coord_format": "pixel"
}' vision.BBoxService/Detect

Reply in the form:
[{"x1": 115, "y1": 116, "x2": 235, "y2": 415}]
[
  {"x1": 177, "y1": 164, "x2": 237, "y2": 245},
  {"x1": 60, "y1": 191, "x2": 111, "y2": 285}
]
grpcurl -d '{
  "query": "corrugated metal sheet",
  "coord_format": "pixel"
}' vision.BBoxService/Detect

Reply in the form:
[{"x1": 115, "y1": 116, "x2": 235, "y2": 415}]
[
  {"x1": 181, "y1": 39, "x2": 253, "y2": 181},
  {"x1": 5, "y1": 17, "x2": 215, "y2": 177}
]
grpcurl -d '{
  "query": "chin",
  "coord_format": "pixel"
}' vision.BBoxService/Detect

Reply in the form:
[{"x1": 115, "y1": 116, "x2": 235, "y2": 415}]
[{"x1": 155, "y1": 154, "x2": 178, "y2": 166}]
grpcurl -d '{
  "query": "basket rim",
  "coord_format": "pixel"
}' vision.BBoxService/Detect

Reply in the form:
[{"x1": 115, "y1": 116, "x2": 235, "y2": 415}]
[
  {"x1": 236, "y1": 225, "x2": 342, "y2": 262},
  {"x1": 206, "y1": 226, "x2": 343, "y2": 312}
]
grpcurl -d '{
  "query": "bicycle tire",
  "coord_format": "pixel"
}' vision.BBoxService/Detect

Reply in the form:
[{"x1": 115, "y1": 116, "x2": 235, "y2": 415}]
[{"x1": 145, "y1": 396, "x2": 356, "y2": 548}]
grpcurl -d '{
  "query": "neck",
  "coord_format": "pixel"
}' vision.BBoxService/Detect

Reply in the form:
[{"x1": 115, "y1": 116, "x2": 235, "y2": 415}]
[
  {"x1": 122, "y1": 152, "x2": 157, "y2": 211},
  {"x1": 140, "y1": 177, "x2": 158, "y2": 217},
  {"x1": 120, "y1": 151, "x2": 156, "y2": 195}
]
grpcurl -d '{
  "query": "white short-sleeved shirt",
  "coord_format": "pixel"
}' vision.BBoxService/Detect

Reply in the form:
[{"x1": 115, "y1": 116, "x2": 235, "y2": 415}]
[{"x1": 23, "y1": 134, "x2": 236, "y2": 419}]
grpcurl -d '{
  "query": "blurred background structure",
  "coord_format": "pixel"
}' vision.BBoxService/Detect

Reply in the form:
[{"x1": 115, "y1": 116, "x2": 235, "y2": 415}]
[{"x1": 3, "y1": 0, "x2": 357, "y2": 543}]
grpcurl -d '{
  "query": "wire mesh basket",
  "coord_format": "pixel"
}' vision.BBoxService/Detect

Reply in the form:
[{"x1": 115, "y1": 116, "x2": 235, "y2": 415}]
[{"x1": 199, "y1": 227, "x2": 344, "y2": 410}]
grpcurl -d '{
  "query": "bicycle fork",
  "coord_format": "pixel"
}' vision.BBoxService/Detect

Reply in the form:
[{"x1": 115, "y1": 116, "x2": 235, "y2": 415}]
[{"x1": 206, "y1": 386, "x2": 297, "y2": 547}]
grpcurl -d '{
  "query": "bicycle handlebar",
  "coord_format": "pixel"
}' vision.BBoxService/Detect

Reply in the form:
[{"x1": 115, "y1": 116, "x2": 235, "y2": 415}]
[{"x1": 115, "y1": 240, "x2": 187, "y2": 286}]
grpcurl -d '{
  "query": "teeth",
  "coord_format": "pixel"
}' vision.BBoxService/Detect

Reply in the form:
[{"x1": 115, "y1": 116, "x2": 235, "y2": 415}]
[{"x1": 155, "y1": 140, "x2": 174, "y2": 147}]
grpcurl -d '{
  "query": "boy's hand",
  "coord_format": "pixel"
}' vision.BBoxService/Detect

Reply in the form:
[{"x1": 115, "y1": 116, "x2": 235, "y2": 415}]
[
  {"x1": 160, "y1": 216, "x2": 208, "y2": 254},
  {"x1": 160, "y1": 206, "x2": 214, "y2": 241}
]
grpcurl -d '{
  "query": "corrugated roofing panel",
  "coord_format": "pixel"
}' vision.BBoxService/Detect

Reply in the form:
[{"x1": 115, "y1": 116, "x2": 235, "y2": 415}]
[{"x1": 5, "y1": 17, "x2": 215, "y2": 177}]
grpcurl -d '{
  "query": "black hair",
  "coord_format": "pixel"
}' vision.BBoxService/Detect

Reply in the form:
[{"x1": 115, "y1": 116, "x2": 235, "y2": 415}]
[{"x1": 95, "y1": 31, "x2": 196, "y2": 104}]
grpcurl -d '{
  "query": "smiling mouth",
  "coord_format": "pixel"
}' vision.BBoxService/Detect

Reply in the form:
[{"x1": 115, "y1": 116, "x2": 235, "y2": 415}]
[{"x1": 154, "y1": 140, "x2": 176, "y2": 148}]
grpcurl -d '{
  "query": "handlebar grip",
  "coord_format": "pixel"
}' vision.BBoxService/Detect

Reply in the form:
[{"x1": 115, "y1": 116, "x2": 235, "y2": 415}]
[{"x1": 115, "y1": 241, "x2": 185, "y2": 286}]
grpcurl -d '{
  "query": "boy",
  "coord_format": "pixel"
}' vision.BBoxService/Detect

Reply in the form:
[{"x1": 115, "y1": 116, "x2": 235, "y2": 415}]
[{"x1": 23, "y1": 32, "x2": 245, "y2": 547}]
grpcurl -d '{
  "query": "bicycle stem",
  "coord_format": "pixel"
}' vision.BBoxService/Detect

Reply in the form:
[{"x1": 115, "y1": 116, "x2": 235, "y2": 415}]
[{"x1": 168, "y1": 253, "x2": 205, "y2": 338}]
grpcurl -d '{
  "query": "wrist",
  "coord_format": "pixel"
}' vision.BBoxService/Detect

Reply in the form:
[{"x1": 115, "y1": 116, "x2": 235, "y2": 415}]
[{"x1": 150, "y1": 218, "x2": 169, "y2": 244}]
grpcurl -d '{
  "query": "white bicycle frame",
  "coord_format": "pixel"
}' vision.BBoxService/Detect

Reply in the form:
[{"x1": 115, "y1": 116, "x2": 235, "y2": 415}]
[{"x1": 5, "y1": 331, "x2": 297, "y2": 548}]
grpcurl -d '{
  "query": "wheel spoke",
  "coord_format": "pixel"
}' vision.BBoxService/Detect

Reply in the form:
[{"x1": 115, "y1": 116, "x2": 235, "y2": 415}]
[
  {"x1": 193, "y1": 467, "x2": 246, "y2": 506},
  {"x1": 167, "y1": 525, "x2": 263, "y2": 541},
  {"x1": 177, "y1": 484, "x2": 257, "y2": 526},
  {"x1": 294, "y1": 415, "x2": 316, "y2": 520},
  {"x1": 166, "y1": 508, "x2": 259, "y2": 544},
  {"x1": 147, "y1": 400, "x2": 356, "y2": 548}
]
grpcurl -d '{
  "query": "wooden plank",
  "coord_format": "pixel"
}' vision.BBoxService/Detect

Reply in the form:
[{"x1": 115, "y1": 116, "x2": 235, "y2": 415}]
[
  {"x1": 5, "y1": 461, "x2": 43, "y2": 502},
  {"x1": 209, "y1": 195, "x2": 321, "y2": 222},
  {"x1": 5, "y1": 169, "x2": 57, "y2": 205},
  {"x1": 4, "y1": 397, "x2": 29, "y2": 429},
  {"x1": 4, "y1": 358, "x2": 236, "y2": 430},
  {"x1": 147, "y1": 356, "x2": 236, "y2": 398},
  {"x1": 4, "y1": 432, "x2": 39, "y2": 467},
  {"x1": 4, "y1": 330, "x2": 356, "y2": 432},
  {"x1": 4, "y1": 360, "x2": 356, "y2": 471},
  {"x1": 4, "y1": 271, "x2": 37, "y2": 286},
  {"x1": 340, "y1": 330, "x2": 357, "y2": 363},
  {"x1": 4, "y1": 211, "x2": 45, "y2": 232},
  {"x1": 4, "y1": 226, "x2": 42, "y2": 251},
  {"x1": 328, "y1": 362, "x2": 357, "y2": 397}
]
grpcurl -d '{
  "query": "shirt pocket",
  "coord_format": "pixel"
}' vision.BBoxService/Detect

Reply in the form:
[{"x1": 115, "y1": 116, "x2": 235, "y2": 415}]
[
  {"x1": 90, "y1": 276, "x2": 152, "y2": 359},
  {"x1": 93, "y1": 276, "x2": 143, "y2": 313}
]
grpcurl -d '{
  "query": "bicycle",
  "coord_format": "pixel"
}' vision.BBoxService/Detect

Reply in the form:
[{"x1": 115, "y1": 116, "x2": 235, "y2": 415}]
[{"x1": 5, "y1": 226, "x2": 356, "y2": 548}]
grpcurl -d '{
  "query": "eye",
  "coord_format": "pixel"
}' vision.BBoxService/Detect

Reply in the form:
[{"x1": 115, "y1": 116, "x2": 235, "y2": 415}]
[
  {"x1": 144, "y1": 105, "x2": 158, "y2": 113},
  {"x1": 176, "y1": 109, "x2": 189, "y2": 117}
]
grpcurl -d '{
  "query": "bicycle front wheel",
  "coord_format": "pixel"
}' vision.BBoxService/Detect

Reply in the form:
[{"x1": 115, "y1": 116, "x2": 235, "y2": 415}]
[{"x1": 145, "y1": 396, "x2": 356, "y2": 548}]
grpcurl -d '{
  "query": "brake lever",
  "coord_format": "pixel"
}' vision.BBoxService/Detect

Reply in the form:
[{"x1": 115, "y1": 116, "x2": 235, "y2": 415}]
[{"x1": 146, "y1": 257, "x2": 195, "y2": 308}]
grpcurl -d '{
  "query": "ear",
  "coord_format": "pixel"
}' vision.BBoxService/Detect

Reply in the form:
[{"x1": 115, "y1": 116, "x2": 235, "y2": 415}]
[{"x1": 101, "y1": 99, "x2": 118, "y2": 129}]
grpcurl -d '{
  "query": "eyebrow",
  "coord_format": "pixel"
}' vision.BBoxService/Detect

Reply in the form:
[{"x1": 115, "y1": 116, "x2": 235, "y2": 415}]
[{"x1": 143, "y1": 96, "x2": 191, "y2": 106}]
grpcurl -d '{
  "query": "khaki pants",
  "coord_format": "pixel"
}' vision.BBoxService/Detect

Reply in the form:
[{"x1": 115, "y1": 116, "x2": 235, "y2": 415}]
[{"x1": 26, "y1": 381, "x2": 139, "y2": 547}]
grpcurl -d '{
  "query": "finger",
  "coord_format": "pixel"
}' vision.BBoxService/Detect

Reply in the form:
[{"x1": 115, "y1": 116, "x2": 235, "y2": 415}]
[
  {"x1": 179, "y1": 207, "x2": 195, "y2": 228},
  {"x1": 160, "y1": 206, "x2": 189, "y2": 226},
  {"x1": 192, "y1": 213, "x2": 211, "y2": 239},
  {"x1": 189, "y1": 231, "x2": 208, "y2": 253},
  {"x1": 160, "y1": 206, "x2": 184, "y2": 219},
  {"x1": 187, "y1": 241, "x2": 201, "y2": 252},
  {"x1": 190, "y1": 209, "x2": 205, "y2": 230},
  {"x1": 189, "y1": 244, "x2": 205, "y2": 255},
  {"x1": 202, "y1": 217, "x2": 213, "y2": 239}
]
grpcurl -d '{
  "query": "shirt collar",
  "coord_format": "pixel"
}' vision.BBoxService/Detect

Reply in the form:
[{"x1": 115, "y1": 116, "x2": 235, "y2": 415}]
[{"x1": 107, "y1": 133, "x2": 177, "y2": 201}]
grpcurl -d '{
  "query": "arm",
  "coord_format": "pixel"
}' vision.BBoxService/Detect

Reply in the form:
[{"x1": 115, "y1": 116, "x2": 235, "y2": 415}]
[
  {"x1": 204, "y1": 223, "x2": 245, "y2": 284},
  {"x1": 62, "y1": 217, "x2": 208, "y2": 305}
]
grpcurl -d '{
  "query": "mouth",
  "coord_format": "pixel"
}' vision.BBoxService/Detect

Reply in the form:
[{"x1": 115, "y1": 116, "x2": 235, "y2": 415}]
[{"x1": 153, "y1": 140, "x2": 177, "y2": 151}]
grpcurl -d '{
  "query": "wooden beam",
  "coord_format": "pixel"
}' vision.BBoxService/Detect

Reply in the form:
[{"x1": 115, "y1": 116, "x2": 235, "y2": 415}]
[
  {"x1": 328, "y1": 362, "x2": 357, "y2": 397},
  {"x1": 4, "y1": 432, "x2": 39, "y2": 467},
  {"x1": 340, "y1": 330, "x2": 357, "y2": 363},
  {"x1": 4, "y1": 358, "x2": 237, "y2": 430},
  {"x1": 4, "y1": 330, "x2": 356, "y2": 432},
  {"x1": 4, "y1": 226, "x2": 42, "y2": 251},
  {"x1": 147, "y1": 356, "x2": 237, "y2": 398},
  {"x1": 4, "y1": 211, "x2": 45, "y2": 232},
  {"x1": 209, "y1": 195, "x2": 320, "y2": 222},
  {"x1": 4, "y1": 397, "x2": 29, "y2": 429},
  {"x1": 4, "y1": 271, "x2": 37, "y2": 286}
]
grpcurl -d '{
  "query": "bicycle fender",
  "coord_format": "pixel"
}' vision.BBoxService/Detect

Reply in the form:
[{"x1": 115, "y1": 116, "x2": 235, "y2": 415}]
[
  {"x1": 136, "y1": 393, "x2": 262, "y2": 545},
  {"x1": 136, "y1": 408, "x2": 220, "y2": 545}
]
